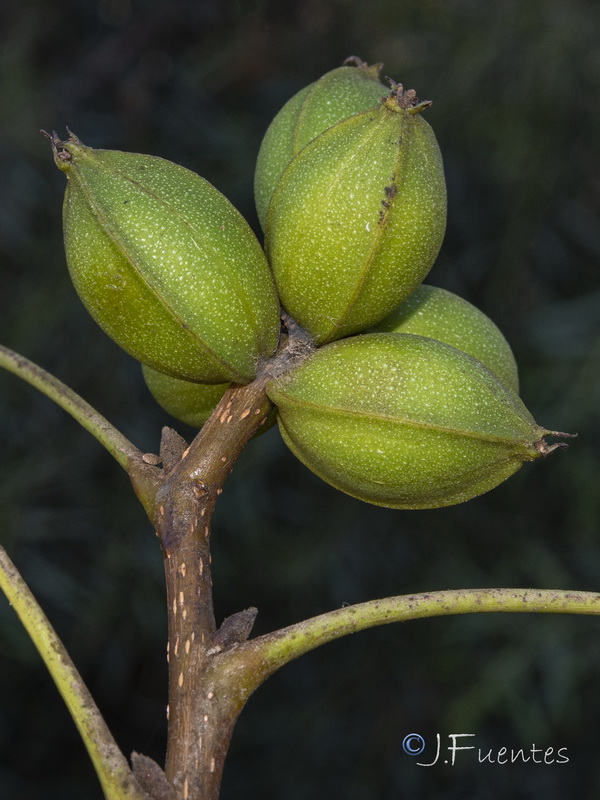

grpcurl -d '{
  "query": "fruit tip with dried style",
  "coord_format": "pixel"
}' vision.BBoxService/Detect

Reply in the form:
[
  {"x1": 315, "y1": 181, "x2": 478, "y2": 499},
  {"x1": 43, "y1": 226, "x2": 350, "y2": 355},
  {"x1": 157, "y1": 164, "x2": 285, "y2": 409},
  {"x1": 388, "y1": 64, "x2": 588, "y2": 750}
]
[
  {"x1": 382, "y1": 78, "x2": 433, "y2": 114},
  {"x1": 534, "y1": 431, "x2": 577, "y2": 456},
  {"x1": 342, "y1": 54, "x2": 385, "y2": 80}
]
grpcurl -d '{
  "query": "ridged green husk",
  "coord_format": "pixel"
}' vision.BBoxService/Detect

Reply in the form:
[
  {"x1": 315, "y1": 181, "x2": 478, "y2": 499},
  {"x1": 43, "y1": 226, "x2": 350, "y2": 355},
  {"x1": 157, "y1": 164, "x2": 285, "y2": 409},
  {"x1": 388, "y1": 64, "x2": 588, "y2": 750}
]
[
  {"x1": 265, "y1": 99, "x2": 447, "y2": 345},
  {"x1": 370, "y1": 285, "x2": 519, "y2": 392},
  {"x1": 254, "y1": 62, "x2": 386, "y2": 229},
  {"x1": 57, "y1": 135, "x2": 280, "y2": 384},
  {"x1": 267, "y1": 333, "x2": 548, "y2": 509}
]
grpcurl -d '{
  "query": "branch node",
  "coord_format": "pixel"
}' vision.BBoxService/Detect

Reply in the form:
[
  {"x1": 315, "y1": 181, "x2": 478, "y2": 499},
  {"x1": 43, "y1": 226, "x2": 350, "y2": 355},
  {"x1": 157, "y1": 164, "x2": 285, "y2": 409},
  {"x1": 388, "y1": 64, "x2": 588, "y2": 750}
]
[
  {"x1": 131, "y1": 752, "x2": 175, "y2": 800},
  {"x1": 207, "y1": 608, "x2": 259, "y2": 655},
  {"x1": 159, "y1": 427, "x2": 189, "y2": 473}
]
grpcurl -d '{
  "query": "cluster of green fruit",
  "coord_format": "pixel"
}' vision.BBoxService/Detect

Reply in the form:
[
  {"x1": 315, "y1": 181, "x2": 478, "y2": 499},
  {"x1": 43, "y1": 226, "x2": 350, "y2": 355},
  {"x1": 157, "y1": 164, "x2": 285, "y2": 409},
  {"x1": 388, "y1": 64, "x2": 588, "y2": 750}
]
[{"x1": 49, "y1": 58, "x2": 565, "y2": 510}]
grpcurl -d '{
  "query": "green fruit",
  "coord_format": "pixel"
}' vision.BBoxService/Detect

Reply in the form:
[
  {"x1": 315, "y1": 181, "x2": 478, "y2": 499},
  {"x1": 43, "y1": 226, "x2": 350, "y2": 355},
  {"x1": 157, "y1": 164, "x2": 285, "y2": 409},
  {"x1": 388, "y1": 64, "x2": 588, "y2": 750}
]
[
  {"x1": 254, "y1": 57, "x2": 386, "y2": 229},
  {"x1": 370, "y1": 284, "x2": 519, "y2": 392},
  {"x1": 267, "y1": 333, "x2": 565, "y2": 509},
  {"x1": 49, "y1": 131, "x2": 280, "y2": 384},
  {"x1": 265, "y1": 83, "x2": 447, "y2": 345},
  {"x1": 142, "y1": 363, "x2": 229, "y2": 428}
]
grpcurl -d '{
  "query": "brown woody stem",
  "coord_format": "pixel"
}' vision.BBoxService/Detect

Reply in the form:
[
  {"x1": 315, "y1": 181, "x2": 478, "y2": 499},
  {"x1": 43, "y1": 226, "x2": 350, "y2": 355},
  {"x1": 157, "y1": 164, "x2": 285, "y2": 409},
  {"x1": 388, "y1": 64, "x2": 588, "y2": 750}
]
[
  {"x1": 156, "y1": 377, "x2": 272, "y2": 799},
  {"x1": 149, "y1": 321, "x2": 314, "y2": 800}
]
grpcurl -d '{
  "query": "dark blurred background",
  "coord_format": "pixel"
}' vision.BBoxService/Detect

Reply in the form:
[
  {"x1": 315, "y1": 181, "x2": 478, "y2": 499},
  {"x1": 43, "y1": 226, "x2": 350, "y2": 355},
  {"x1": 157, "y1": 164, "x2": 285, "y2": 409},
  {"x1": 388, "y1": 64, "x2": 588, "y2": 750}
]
[{"x1": 0, "y1": 0, "x2": 599, "y2": 797}]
